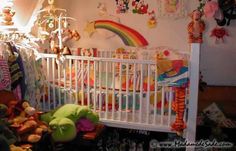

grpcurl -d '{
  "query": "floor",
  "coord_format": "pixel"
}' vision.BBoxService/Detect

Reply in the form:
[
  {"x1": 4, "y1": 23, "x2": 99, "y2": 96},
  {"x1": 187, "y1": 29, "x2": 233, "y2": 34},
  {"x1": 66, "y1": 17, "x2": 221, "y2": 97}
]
[{"x1": 198, "y1": 86, "x2": 236, "y2": 118}]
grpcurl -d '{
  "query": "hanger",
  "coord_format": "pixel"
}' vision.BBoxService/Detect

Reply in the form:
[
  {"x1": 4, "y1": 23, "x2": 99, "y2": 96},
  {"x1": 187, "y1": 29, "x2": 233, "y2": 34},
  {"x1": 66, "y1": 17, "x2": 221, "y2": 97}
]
[{"x1": 37, "y1": 0, "x2": 66, "y2": 14}]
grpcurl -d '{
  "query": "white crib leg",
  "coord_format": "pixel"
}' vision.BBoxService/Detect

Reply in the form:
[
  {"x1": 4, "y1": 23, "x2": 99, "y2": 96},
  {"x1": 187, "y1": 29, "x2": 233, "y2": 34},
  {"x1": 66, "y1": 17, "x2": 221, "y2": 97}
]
[{"x1": 185, "y1": 44, "x2": 200, "y2": 151}]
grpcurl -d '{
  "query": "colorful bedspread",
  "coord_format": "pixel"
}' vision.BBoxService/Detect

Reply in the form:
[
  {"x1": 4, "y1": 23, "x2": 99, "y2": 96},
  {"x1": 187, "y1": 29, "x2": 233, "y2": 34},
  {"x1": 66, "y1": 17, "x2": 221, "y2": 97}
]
[{"x1": 156, "y1": 60, "x2": 189, "y2": 87}]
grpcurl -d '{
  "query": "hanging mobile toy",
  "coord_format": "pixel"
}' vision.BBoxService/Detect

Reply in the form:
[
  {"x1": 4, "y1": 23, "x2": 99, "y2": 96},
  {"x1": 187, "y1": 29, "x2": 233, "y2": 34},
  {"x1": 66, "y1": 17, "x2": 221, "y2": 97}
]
[
  {"x1": 210, "y1": 27, "x2": 229, "y2": 43},
  {"x1": 115, "y1": 0, "x2": 129, "y2": 14}
]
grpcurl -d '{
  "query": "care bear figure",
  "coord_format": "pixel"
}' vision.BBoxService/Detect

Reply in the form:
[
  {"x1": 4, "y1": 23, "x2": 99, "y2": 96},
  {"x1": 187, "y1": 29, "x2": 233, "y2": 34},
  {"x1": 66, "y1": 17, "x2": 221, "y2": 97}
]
[{"x1": 0, "y1": 1, "x2": 15, "y2": 26}]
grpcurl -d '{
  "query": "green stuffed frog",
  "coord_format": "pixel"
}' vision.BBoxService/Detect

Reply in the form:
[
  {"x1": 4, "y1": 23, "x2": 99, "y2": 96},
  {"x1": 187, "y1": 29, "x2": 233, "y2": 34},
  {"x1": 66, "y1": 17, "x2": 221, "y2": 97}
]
[{"x1": 40, "y1": 104, "x2": 99, "y2": 142}]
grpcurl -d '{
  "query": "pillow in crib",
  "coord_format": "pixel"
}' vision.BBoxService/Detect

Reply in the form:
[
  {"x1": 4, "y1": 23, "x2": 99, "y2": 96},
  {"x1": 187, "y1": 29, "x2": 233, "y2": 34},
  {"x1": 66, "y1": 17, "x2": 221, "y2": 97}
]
[{"x1": 149, "y1": 46, "x2": 189, "y2": 61}]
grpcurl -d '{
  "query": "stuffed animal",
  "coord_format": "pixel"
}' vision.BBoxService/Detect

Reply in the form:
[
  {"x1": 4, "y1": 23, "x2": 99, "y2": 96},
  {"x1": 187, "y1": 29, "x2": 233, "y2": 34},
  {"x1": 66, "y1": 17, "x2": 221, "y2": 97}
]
[
  {"x1": 40, "y1": 104, "x2": 99, "y2": 142},
  {"x1": 0, "y1": 5, "x2": 15, "y2": 25},
  {"x1": 10, "y1": 101, "x2": 49, "y2": 144},
  {"x1": 10, "y1": 145, "x2": 27, "y2": 151},
  {"x1": 187, "y1": 10, "x2": 205, "y2": 43}
]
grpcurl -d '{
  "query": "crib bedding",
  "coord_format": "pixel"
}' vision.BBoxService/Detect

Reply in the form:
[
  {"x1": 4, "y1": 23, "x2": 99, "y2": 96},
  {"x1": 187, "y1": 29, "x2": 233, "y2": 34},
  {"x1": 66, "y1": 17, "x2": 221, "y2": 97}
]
[
  {"x1": 42, "y1": 84, "x2": 171, "y2": 114},
  {"x1": 51, "y1": 71, "x2": 155, "y2": 92},
  {"x1": 50, "y1": 60, "x2": 189, "y2": 92}
]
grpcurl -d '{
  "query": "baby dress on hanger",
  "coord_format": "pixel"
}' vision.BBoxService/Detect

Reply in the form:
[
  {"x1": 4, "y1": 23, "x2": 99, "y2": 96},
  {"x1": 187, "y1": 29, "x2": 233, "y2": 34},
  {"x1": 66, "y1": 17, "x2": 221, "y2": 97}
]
[{"x1": 0, "y1": 57, "x2": 11, "y2": 90}]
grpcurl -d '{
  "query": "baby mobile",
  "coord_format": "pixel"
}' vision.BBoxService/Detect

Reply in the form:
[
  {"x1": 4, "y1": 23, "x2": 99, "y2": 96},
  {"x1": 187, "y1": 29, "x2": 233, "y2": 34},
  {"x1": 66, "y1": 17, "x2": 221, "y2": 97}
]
[{"x1": 36, "y1": 0, "x2": 80, "y2": 58}]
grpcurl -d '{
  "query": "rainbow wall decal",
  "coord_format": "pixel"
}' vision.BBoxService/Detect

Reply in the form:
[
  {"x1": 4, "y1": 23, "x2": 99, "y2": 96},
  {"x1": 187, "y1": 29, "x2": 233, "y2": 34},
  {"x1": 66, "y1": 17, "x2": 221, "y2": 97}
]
[{"x1": 94, "y1": 20, "x2": 148, "y2": 47}]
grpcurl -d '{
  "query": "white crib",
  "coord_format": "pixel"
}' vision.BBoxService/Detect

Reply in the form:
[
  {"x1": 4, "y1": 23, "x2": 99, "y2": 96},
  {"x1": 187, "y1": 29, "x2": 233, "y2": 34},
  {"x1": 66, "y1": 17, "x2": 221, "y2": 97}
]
[{"x1": 38, "y1": 44, "x2": 200, "y2": 151}]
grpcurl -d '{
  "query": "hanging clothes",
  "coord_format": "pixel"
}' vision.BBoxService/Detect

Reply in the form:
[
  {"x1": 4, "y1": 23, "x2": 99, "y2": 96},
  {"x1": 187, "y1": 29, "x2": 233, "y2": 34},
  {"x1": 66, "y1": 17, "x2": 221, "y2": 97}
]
[
  {"x1": 11, "y1": 44, "x2": 27, "y2": 99},
  {"x1": 6, "y1": 42, "x2": 23, "y2": 90},
  {"x1": 0, "y1": 57, "x2": 11, "y2": 90}
]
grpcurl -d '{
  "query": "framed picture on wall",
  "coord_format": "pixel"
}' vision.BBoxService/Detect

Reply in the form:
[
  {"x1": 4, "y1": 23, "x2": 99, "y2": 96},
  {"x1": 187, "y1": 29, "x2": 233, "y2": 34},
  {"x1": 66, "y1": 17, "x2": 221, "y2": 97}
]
[{"x1": 156, "y1": 0, "x2": 186, "y2": 19}]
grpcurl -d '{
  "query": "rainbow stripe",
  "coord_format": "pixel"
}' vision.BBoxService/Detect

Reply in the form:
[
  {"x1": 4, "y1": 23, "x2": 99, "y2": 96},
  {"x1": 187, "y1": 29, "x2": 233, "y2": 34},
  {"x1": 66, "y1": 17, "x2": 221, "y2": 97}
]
[{"x1": 94, "y1": 20, "x2": 148, "y2": 47}]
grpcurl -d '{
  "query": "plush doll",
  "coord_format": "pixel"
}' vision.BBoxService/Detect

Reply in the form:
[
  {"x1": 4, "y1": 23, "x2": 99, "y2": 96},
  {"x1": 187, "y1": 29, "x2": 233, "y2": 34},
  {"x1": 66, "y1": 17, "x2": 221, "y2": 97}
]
[
  {"x1": 10, "y1": 144, "x2": 29, "y2": 151},
  {"x1": 0, "y1": 5, "x2": 15, "y2": 25},
  {"x1": 10, "y1": 101, "x2": 49, "y2": 144},
  {"x1": 40, "y1": 104, "x2": 99, "y2": 142},
  {"x1": 187, "y1": 10, "x2": 205, "y2": 43}
]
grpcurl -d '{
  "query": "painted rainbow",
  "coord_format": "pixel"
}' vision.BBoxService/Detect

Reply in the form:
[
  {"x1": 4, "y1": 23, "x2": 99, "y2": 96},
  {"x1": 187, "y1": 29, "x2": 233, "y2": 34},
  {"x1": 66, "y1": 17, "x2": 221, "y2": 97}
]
[{"x1": 94, "y1": 20, "x2": 148, "y2": 47}]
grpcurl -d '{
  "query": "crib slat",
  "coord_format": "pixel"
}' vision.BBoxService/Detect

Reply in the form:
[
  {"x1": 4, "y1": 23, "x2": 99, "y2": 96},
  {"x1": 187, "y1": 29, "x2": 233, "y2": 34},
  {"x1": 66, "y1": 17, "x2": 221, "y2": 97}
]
[
  {"x1": 58, "y1": 62, "x2": 61, "y2": 106},
  {"x1": 75, "y1": 60, "x2": 78, "y2": 104},
  {"x1": 125, "y1": 63, "x2": 129, "y2": 122},
  {"x1": 81, "y1": 60, "x2": 84, "y2": 106},
  {"x1": 93, "y1": 61, "x2": 97, "y2": 112},
  {"x1": 105, "y1": 61, "x2": 108, "y2": 119},
  {"x1": 184, "y1": 88, "x2": 188, "y2": 123},
  {"x1": 42, "y1": 85, "x2": 46, "y2": 110},
  {"x1": 63, "y1": 61, "x2": 67, "y2": 104},
  {"x1": 69, "y1": 59, "x2": 72, "y2": 103},
  {"x1": 87, "y1": 61, "x2": 90, "y2": 107},
  {"x1": 168, "y1": 87, "x2": 173, "y2": 126},
  {"x1": 139, "y1": 64, "x2": 143, "y2": 123},
  {"x1": 161, "y1": 86, "x2": 165, "y2": 125},
  {"x1": 132, "y1": 63, "x2": 136, "y2": 122},
  {"x1": 112, "y1": 62, "x2": 115, "y2": 120},
  {"x1": 154, "y1": 68, "x2": 158, "y2": 125},
  {"x1": 52, "y1": 58, "x2": 56, "y2": 109},
  {"x1": 119, "y1": 63, "x2": 122, "y2": 121},
  {"x1": 46, "y1": 58, "x2": 51, "y2": 111},
  {"x1": 99, "y1": 61, "x2": 102, "y2": 117},
  {"x1": 146, "y1": 64, "x2": 151, "y2": 124}
]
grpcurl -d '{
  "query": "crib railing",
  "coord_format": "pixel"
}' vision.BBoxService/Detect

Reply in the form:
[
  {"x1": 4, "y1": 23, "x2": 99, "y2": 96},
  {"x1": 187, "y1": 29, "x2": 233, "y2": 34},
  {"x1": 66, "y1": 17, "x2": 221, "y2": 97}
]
[{"x1": 38, "y1": 53, "x2": 189, "y2": 132}]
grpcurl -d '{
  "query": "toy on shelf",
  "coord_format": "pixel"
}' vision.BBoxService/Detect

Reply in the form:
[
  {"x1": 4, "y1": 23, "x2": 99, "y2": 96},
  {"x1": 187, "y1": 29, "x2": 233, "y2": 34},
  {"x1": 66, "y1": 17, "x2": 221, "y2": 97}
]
[
  {"x1": 187, "y1": 10, "x2": 205, "y2": 43},
  {"x1": 0, "y1": 0, "x2": 15, "y2": 26}
]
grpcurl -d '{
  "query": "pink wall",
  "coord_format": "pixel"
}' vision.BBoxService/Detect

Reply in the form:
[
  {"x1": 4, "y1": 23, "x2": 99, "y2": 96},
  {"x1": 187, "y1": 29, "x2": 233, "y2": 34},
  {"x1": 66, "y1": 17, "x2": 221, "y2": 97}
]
[{"x1": 12, "y1": 0, "x2": 236, "y2": 86}]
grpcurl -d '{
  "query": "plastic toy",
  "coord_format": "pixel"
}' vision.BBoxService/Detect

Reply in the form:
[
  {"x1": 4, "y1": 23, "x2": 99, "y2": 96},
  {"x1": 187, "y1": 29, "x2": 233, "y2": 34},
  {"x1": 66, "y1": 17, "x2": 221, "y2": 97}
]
[{"x1": 187, "y1": 10, "x2": 205, "y2": 43}]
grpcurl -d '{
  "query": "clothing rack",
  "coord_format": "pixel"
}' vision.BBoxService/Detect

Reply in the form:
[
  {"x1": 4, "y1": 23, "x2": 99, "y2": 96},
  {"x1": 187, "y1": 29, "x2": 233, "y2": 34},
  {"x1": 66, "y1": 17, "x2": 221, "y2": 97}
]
[{"x1": 0, "y1": 26, "x2": 41, "y2": 60}]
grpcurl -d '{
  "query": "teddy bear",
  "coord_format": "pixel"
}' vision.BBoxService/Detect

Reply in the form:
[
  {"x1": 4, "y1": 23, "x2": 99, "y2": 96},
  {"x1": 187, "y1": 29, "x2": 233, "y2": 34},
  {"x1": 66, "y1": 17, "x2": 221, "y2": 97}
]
[{"x1": 0, "y1": 5, "x2": 15, "y2": 26}]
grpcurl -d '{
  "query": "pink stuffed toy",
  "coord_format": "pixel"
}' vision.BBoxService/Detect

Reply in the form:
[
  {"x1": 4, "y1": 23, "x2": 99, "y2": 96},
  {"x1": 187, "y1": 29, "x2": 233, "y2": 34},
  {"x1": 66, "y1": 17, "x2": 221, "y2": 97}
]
[
  {"x1": 76, "y1": 118, "x2": 95, "y2": 132},
  {"x1": 204, "y1": 1, "x2": 219, "y2": 18}
]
